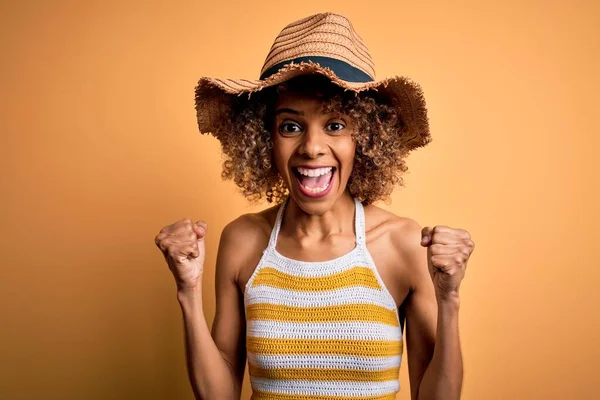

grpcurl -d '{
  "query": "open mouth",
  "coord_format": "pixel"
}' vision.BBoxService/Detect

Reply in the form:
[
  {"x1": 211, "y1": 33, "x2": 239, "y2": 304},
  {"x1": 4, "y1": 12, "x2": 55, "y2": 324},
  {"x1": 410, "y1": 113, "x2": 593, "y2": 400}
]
[{"x1": 292, "y1": 166, "x2": 336, "y2": 197}]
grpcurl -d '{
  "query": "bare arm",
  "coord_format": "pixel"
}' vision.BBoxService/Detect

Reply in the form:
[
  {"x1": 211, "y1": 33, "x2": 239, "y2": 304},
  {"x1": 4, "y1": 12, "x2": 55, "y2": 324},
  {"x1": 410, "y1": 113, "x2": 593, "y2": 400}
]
[
  {"x1": 176, "y1": 219, "x2": 249, "y2": 399},
  {"x1": 401, "y1": 221, "x2": 463, "y2": 400},
  {"x1": 177, "y1": 285, "x2": 239, "y2": 399}
]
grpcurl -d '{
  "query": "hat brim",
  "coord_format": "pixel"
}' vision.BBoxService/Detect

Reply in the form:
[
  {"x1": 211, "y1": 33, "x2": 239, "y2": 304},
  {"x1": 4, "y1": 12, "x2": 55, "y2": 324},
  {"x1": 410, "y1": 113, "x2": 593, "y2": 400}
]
[{"x1": 194, "y1": 60, "x2": 431, "y2": 152}]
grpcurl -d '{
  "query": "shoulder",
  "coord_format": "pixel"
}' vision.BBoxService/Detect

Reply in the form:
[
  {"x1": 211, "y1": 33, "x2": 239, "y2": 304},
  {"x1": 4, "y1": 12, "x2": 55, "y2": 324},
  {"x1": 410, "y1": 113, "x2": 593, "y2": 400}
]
[
  {"x1": 363, "y1": 204, "x2": 427, "y2": 290},
  {"x1": 217, "y1": 204, "x2": 280, "y2": 283},
  {"x1": 220, "y1": 205, "x2": 279, "y2": 252},
  {"x1": 363, "y1": 203, "x2": 423, "y2": 247},
  {"x1": 221, "y1": 208, "x2": 272, "y2": 239}
]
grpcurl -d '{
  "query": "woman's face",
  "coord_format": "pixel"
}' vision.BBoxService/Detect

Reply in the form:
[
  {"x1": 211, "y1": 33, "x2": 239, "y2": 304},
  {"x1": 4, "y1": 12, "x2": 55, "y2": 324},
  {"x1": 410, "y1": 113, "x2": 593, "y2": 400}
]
[{"x1": 271, "y1": 90, "x2": 356, "y2": 214}]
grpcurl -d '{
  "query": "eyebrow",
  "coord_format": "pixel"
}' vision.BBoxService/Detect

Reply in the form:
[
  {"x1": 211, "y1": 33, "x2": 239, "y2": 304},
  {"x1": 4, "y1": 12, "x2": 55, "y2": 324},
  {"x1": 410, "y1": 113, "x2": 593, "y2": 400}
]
[{"x1": 274, "y1": 108, "x2": 304, "y2": 116}]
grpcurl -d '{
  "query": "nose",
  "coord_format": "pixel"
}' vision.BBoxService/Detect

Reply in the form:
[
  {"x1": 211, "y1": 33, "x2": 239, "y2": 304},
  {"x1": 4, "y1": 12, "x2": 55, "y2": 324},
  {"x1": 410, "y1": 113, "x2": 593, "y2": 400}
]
[{"x1": 298, "y1": 126, "x2": 327, "y2": 158}]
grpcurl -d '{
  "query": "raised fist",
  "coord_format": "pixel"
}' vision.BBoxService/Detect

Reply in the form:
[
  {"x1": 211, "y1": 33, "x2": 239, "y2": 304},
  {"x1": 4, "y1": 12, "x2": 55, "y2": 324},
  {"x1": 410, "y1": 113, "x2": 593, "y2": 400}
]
[{"x1": 155, "y1": 219, "x2": 207, "y2": 289}]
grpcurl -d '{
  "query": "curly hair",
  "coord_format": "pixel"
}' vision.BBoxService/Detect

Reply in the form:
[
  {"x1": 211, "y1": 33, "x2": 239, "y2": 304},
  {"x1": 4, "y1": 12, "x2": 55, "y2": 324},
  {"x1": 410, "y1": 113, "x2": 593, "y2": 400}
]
[{"x1": 210, "y1": 74, "x2": 411, "y2": 205}]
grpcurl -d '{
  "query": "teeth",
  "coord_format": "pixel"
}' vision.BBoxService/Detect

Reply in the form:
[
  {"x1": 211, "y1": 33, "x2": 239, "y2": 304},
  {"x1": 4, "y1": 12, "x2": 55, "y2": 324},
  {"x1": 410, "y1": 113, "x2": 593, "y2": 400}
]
[
  {"x1": 296, "y1": 167, "x2": 333, "y2": 177},
  {"x1": 302, "y1": 181, "x2": 330, "y2": 193}
]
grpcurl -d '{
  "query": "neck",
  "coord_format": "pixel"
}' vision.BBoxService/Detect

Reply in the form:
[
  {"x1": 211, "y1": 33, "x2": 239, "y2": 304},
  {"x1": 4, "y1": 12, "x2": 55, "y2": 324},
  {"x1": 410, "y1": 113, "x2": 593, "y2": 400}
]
[{"x1": 281, "y1": 190, "x2": 356, "y2": 242}]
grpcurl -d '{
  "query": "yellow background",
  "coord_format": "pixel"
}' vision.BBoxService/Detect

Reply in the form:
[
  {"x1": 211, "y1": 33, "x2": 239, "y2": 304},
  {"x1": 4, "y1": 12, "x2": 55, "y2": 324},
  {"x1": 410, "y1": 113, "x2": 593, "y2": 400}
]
[{"x1": 1, "y1": 0, "x2": 598, "y2": 399}]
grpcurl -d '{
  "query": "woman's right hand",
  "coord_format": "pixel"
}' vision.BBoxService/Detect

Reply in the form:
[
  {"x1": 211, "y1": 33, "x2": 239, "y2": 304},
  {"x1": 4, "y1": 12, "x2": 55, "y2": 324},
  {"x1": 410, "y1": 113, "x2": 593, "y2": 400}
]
[{"x1": 154, "y1": 219, "x2": 207, "y2": 289}]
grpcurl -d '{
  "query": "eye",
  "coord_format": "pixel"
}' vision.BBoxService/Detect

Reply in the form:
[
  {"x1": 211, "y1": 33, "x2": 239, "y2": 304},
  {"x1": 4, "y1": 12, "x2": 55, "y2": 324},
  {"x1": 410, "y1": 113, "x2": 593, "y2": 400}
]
[
  {"x1": 326, "y1": 122, "x2": 346, "y2": 133},
  {"x1": 279, "y1": 122, "x2": 302, "y2": 135}
]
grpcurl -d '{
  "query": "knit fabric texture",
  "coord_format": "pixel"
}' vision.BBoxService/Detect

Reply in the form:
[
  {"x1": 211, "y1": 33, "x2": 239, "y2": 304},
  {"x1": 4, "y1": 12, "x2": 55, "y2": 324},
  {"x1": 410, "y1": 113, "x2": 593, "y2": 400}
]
[{"x1": 244, "y1": 197, "x2": 404, "y2": 399}]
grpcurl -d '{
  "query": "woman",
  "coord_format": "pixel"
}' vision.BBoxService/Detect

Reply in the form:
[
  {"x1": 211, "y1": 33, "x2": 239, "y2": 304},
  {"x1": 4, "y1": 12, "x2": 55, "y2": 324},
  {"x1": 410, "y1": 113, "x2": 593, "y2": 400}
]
[{"x1": 155, "y1": 12, "x2": 475, "y2": 400}]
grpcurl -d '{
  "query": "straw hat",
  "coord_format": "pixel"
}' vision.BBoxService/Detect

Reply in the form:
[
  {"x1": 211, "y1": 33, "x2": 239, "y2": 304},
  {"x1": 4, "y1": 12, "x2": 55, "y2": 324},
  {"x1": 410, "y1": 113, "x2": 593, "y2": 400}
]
[{"x1": 194, "y1": 12, "x2": 431, "y2": 151}]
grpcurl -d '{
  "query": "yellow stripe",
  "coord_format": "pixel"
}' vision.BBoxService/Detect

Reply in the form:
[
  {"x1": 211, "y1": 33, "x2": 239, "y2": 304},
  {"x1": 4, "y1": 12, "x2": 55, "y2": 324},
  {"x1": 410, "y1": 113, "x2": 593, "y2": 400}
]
[
  {"x1": 252, "y1": 389, "x2": 397, "y2": 400},
  {"x1": 249, "y1": 364, "x2": 400, "y2": 381},
  {"x1": 246, "y1": 303, "x2": 399, "y2": 326},
  {"x1": 251, "y1": 266, "x2": 381, "y2": 291},
  {"x1": 247, "y1": 337, "x2": 403, "y2": 357}
]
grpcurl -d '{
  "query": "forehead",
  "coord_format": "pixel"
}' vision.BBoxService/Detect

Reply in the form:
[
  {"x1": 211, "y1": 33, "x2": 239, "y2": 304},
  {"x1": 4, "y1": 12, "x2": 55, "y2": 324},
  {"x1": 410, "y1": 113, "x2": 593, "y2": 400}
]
[{"x1": 274, "y1": 90, "x2": 331, "y2": 113}]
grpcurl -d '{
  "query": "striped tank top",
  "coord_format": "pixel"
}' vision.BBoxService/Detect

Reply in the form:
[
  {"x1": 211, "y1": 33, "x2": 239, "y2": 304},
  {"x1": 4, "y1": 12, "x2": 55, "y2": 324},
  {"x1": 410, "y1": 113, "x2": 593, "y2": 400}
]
[{"x1": 244, "y1": 197, "x2": 404, "y2": 400}]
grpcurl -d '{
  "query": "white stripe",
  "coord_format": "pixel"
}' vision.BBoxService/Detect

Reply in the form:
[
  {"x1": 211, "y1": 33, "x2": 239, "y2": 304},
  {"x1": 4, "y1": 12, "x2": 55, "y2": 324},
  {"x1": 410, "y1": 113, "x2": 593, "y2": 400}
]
[
  {"x1": 268, "y1": 250, "x2": 372, "y2": 277},
  {"x1": 246, "y1": 285, "x2": 398, "y2": 310},
  {"x1": 247, "y1": 353, "x2": 402, "y2": 371},
  {"x1": 247, "y1": 320, "x2": 402, "y2": 341},
  {"x1": 250, "y1": 377, "x2": 399, "y2": 396}
]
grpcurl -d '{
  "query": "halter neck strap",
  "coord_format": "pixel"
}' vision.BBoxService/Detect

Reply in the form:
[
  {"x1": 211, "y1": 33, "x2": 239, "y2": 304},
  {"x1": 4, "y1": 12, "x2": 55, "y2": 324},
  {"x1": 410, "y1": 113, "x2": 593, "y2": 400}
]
[
  {"x1": 268, "y1": 197, "x2": 288, "y2": 250},
  {"x1": 353, "y1": 197, "x2": 367, "y2": 248}
]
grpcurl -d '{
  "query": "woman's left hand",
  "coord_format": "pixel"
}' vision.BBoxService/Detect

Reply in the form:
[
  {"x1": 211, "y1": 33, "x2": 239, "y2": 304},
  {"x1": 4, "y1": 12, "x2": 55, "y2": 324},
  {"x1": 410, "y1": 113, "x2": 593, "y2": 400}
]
[{"x1": 420, "y1": 225, "x2": 475, "y2": 301}]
